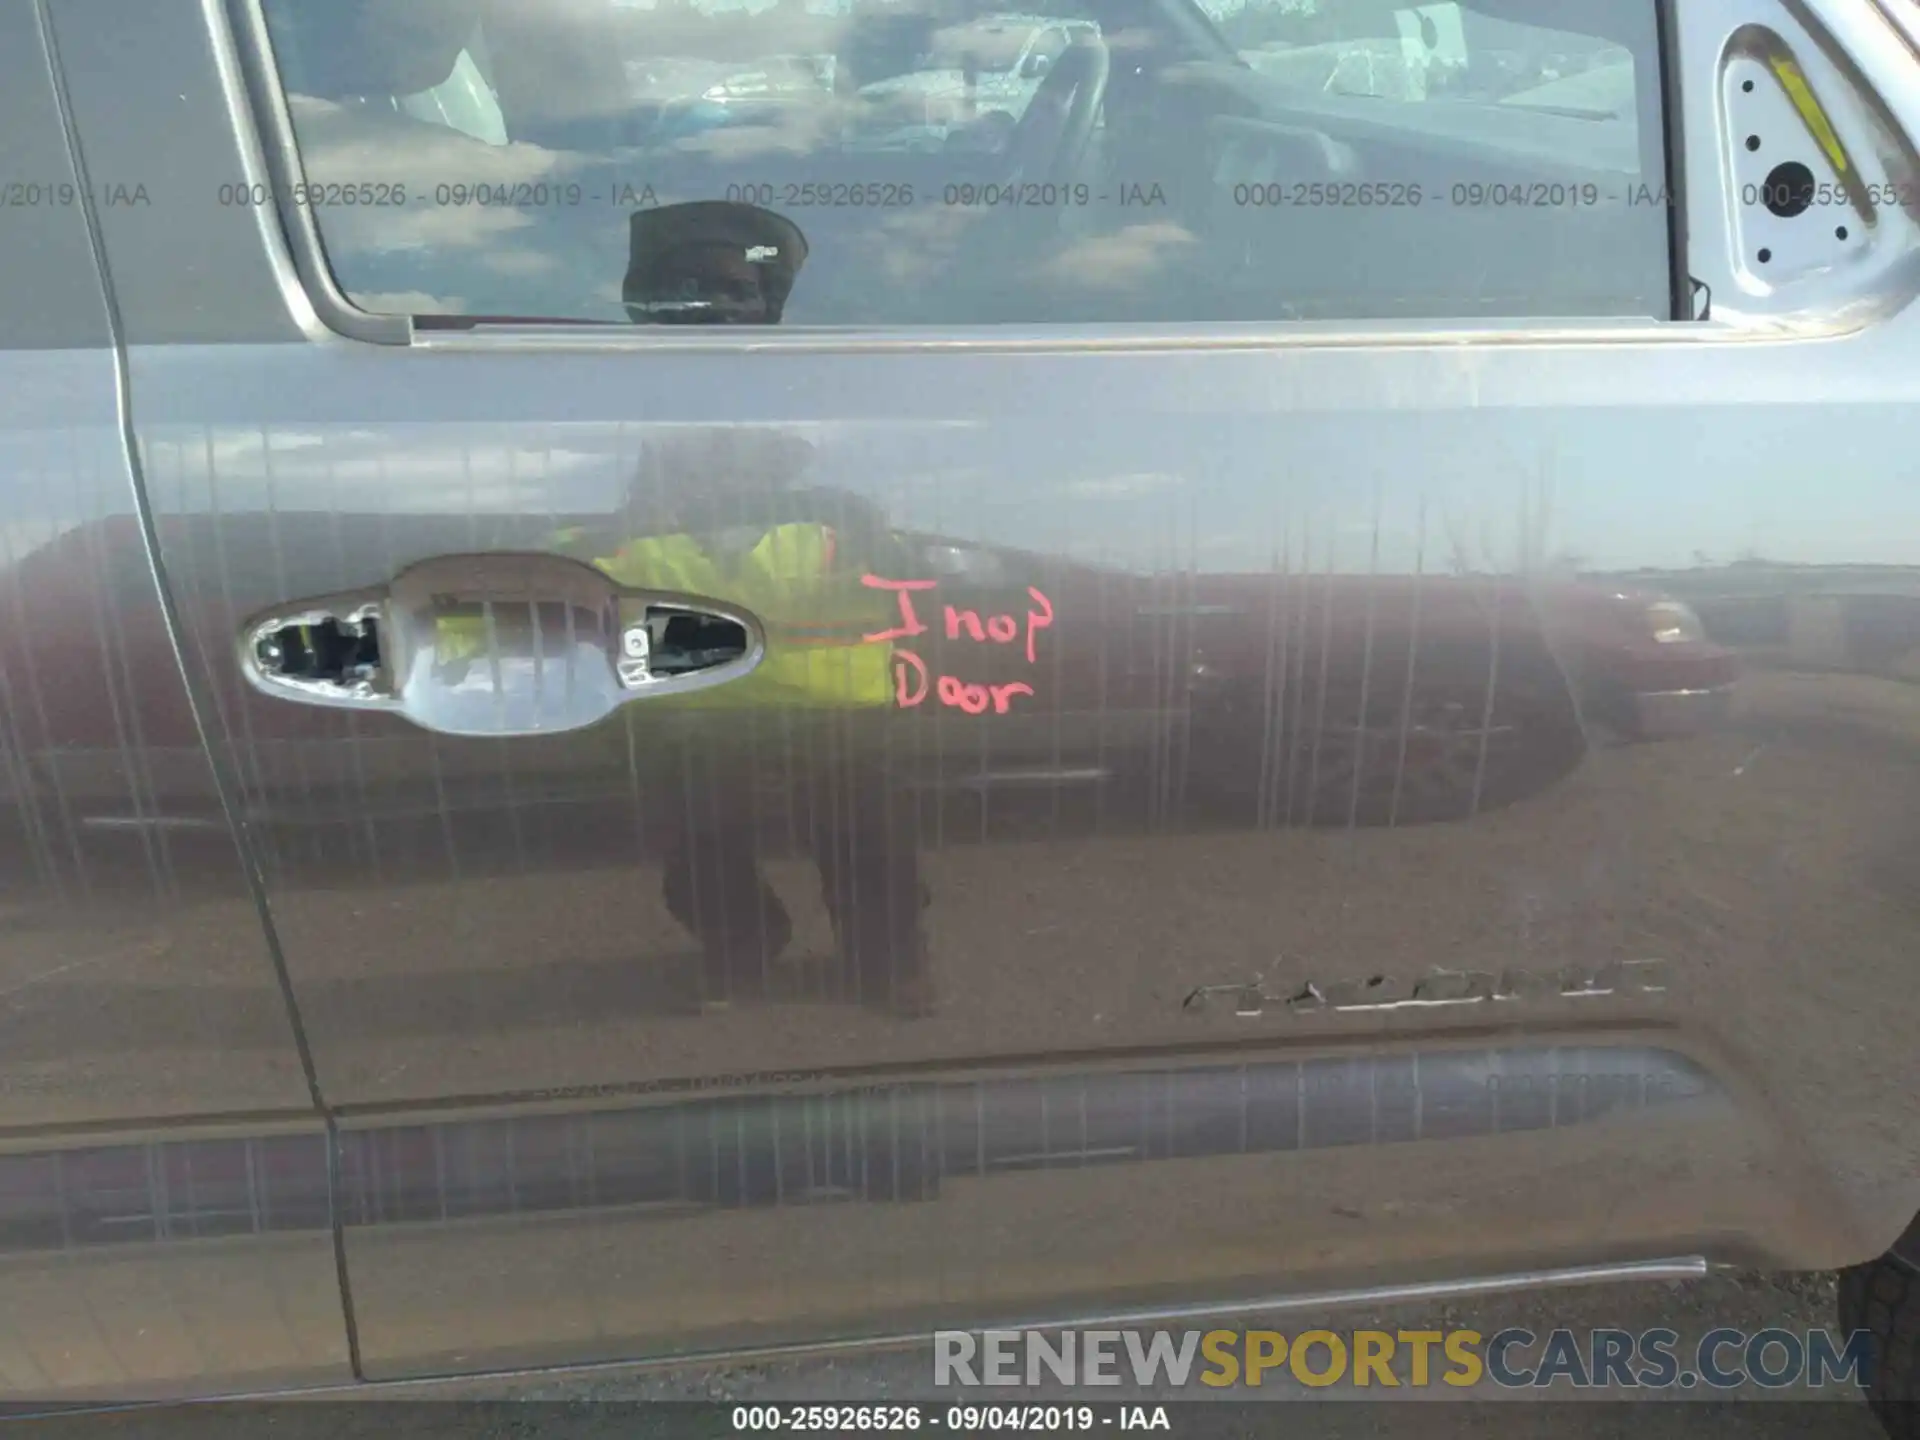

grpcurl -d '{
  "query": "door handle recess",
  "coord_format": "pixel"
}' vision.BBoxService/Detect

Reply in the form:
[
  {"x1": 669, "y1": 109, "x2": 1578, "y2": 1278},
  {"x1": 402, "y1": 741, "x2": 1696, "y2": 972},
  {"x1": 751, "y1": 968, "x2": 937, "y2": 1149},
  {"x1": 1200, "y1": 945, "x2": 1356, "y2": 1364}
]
[{"x1": 237, "y1": 553, "x2": 764, "y2": 737}]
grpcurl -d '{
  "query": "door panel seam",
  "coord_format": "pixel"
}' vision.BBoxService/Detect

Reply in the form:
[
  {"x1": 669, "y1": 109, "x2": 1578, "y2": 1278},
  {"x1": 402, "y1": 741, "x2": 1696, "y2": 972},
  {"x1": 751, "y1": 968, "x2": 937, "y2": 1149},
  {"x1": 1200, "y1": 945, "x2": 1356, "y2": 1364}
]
[{"x1": 31, "y1": 0, "x2": 364, "y2": 1381}]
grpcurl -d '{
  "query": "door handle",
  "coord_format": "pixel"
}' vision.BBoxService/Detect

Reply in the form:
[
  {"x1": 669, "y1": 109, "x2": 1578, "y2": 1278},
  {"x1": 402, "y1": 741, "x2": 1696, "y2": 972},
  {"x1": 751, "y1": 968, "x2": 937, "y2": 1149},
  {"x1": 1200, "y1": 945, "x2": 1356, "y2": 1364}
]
[{"x1": 237, "y1": 553, "x2": 764, "y2": 737}]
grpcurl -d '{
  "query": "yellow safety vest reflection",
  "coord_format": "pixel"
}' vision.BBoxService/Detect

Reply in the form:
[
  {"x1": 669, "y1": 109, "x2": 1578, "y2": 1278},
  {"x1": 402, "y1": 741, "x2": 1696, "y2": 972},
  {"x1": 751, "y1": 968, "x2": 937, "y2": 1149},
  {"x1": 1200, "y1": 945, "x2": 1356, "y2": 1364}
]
[{"x1": 437, "y1": 523, "x2": 893, "y2": 710}]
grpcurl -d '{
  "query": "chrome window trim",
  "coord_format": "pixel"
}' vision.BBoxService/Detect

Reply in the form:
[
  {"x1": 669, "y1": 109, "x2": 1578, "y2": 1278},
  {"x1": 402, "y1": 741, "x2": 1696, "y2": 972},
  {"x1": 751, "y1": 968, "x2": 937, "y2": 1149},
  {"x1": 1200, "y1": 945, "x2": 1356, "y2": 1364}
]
[{"x1": 218, "y1": 0, "x2": 413, "y2": 346}]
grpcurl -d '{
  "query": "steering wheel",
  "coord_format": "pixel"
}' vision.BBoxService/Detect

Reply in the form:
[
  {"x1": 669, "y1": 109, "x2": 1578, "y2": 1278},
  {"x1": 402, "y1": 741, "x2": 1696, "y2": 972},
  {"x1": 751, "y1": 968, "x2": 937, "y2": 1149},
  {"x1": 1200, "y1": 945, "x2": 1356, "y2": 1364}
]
[{"x1": 1002, "y1": 33, "x2": 1111, "y2": 186}]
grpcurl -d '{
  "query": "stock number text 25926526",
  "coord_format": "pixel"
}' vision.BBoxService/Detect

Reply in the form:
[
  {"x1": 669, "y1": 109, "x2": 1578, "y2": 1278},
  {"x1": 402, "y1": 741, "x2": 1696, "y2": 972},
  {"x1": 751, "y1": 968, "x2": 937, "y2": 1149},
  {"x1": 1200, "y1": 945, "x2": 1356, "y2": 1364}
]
[
  {"x1": 1231, "y1": 181, "x2": 1423, "y2": 207},
  {"x1": 723, "y1": 182, "x2": 918, "y2": 208}
]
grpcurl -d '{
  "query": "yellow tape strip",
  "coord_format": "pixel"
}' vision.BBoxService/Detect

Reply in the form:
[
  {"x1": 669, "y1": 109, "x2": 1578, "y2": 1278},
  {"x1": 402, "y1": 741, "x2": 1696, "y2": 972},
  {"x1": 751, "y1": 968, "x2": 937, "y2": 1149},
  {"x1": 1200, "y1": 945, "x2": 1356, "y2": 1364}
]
[{"x1": 1768, "y1": 56, "x2": 1851, "y2": 178}]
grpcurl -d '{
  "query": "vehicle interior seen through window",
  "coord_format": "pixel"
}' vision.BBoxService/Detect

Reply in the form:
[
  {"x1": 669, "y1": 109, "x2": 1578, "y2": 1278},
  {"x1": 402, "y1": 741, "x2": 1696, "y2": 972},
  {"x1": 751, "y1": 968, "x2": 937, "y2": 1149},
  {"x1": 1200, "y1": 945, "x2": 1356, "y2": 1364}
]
[{"x1": 259, "y1": 0, "x2": 1675, "y2": 326}]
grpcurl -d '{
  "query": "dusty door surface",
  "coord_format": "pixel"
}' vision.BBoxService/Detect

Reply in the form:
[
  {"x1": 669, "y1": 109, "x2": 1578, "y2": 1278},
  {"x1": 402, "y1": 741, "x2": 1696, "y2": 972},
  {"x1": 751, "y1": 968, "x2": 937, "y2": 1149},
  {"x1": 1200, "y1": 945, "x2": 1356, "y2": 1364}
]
[
  {"x1": 52, "y1": 0, "x2": 1920, "y2": 1385},
  {"x1": 0, "y1": 0, "x2": 347, "y2": 1397}
]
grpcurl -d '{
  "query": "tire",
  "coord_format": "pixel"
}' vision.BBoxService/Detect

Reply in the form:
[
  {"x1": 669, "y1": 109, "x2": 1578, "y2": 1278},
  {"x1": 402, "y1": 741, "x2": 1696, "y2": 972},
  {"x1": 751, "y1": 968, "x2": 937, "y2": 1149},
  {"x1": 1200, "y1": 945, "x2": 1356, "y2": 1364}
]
[
  {"x1": 1187, "y1": 649, "x2": 1586, "y2": 828},
  {"x1": 1840, "y1": 1225, "x2": 1920, "y2": 1438}
]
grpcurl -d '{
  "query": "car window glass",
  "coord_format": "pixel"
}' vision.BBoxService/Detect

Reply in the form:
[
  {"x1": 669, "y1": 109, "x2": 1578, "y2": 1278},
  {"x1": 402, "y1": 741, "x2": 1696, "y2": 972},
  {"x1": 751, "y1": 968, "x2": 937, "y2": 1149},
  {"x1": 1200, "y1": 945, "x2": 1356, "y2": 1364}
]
[
  {"x1": 1216, "y1": 2, "x2": 1635, "y2": 115},
  {"x1": 395, "y1": 34, "x2": 508, "y2": 147},
  {"x1": 1028, "y1": 26, "x2": 1072, "y2": 70},
  {"x1": 257, "y1": 0, "x2": 1674, "y2": 327}
]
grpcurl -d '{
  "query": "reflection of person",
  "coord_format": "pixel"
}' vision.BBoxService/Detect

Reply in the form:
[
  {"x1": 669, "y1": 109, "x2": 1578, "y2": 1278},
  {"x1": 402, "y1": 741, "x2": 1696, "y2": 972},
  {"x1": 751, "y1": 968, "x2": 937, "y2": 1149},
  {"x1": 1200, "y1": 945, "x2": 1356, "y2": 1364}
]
[
  {"x1": 587, "y1": 431, "x2": 933, "y2": 1018},
  {"x1": 623, "y1": 201, "x2": 808, "y2": 325},
  {"x1": 439, "y1": 207, "x2": 930, "y2": 1014}
]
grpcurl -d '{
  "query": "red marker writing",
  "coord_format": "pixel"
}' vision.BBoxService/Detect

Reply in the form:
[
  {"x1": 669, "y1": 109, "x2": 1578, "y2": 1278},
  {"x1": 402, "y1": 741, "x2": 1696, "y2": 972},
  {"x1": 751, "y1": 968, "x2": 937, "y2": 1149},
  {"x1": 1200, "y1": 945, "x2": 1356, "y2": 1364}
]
[
  {"x1": 1026, "y1": 586, "x2": 1053, "y2": 665},
  {"x1": 861, "y1": 575, "x2": 935, "y2": 643},
  {"x1": 862, "y1": 575, "x2": 1055, "y2": 715}
]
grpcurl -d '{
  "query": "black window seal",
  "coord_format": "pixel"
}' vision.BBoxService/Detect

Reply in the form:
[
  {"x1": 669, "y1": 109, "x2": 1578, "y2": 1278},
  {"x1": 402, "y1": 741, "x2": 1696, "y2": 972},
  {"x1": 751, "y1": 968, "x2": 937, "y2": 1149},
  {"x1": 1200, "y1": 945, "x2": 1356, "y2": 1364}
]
[
  {"x1": 1655, "y1": 0, "x2": 1691, "y2": 322},
  {"x1": 221, "y1": 0, "x2": 414, "y2": 347}
]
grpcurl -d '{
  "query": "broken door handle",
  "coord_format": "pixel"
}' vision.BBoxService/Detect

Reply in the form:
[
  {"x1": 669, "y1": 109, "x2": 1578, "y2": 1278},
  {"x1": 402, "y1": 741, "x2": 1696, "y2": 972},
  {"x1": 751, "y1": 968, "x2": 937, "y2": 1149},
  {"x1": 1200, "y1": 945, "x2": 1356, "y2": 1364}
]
[{"x1": 238, "y1": 553, "x2": 764, "y2": 737}]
